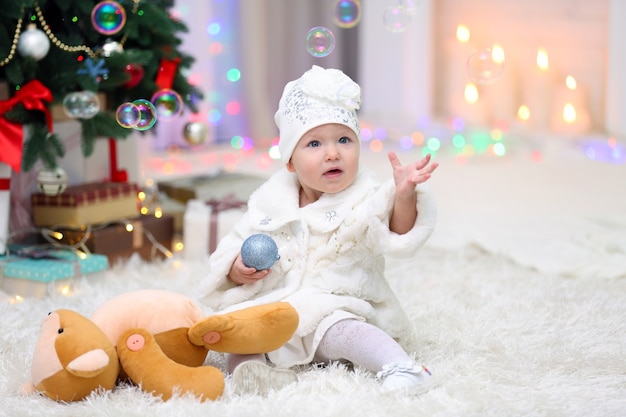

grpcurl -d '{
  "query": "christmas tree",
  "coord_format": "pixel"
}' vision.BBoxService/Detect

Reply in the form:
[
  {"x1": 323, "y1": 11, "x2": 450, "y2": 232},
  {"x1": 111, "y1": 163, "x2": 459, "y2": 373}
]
[{"x1": 0, "y1": 0, "x2": 202, "y2": 172}]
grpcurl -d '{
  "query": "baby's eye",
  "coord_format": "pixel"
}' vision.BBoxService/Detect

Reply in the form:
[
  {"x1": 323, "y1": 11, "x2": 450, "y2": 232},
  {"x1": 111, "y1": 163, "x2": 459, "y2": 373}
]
[
  {"x1": 307, "y1": 140, "x2": 321, "y2": 148},
  {"x1": 338, "y1": 136, "x2": 350, "y2": 144}
]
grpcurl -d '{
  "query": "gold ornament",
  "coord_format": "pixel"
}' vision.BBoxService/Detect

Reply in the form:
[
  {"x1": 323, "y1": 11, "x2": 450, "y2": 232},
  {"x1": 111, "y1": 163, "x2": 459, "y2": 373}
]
[{"x1": 183, "y1": 122, "x2": 208, "y2": 145}]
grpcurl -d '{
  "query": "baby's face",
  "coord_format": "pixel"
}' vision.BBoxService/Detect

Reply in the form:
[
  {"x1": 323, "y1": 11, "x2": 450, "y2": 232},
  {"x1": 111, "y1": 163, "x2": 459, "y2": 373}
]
[{"x1": 287, "y1": 123, "x2": 360, "y2": 202}]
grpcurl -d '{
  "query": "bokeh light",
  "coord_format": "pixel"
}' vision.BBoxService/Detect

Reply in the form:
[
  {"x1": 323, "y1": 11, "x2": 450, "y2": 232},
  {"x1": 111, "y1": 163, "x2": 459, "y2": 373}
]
[
  {"x1": 208, "y1": 109, "x2": 222, "y2": 124},
  {"x1": 227, "y1": 68, "x2": 241, "y2": 82},
  {"x1": 225, "y1": 101, "x2": 241, "y2": 115}
]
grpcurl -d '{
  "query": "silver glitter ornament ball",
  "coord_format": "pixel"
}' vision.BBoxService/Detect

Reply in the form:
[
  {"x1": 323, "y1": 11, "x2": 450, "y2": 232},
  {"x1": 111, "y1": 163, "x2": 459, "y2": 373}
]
[{"x1": 241, "y1": 234, "x2": 280, "y2": 270}]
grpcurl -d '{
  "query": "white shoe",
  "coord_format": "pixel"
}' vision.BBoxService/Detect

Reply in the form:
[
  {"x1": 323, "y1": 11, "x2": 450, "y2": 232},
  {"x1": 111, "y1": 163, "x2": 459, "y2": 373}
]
[
  {"x1": 232, "y1": 361, "x2": 298, "y2": 395},
  {"x1": 376, "y1": 361, "x2": 432, "y2": 393}
]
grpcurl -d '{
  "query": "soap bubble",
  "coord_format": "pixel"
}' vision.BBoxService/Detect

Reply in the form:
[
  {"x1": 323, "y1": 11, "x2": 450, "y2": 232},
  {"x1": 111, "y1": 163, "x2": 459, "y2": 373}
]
[
  {"x1": 466, "y1": 47, "x2": 505, "y2": 84},
  {"x1": 91, "y1": 0, "x2": 126, "y2": 35},
  {"x1": 151, "y1": 88, "x2": 183, "y2": 120},
  {"x1": 132, "y1": 99, "x2": 157, "y2": 131},
  {"x1": 306, "y1": 26, "x2": 335, "y2": 58},
  {"x1": 333, "y1": 0, "x2": 361, "y2": 29},
  {"x1": 116, "y1": 102, "x2": 140, "y2": 128},
  {"x1": 383, "y1": 6, "x2": 411, "y2": 33}
]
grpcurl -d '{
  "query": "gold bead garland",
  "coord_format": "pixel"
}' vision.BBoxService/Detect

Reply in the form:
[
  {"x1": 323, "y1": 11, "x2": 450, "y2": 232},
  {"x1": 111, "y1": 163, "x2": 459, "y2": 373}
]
[
  {"x1": 0, "y1": 17, "x2": 23, "y2": 67},
  {"x1": 35, "y1": 5, "x2": 96, "y2": 59},
  {"x1": 0, "y1": 0, "x2": 143, "y2": 67}
]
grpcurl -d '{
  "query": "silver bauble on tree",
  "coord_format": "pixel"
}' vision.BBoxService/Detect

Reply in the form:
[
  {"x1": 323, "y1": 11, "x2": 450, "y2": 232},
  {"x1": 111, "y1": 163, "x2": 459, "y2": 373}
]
[
  {"x1": 183, "y1": 122, "x2": 208, "y2": 145},
  {"x1": 17, "y1": 24, "x2": 51, "y2": 61},
  {"x1": 37, "y1": 167, "x2": 68, "y2": 196}
]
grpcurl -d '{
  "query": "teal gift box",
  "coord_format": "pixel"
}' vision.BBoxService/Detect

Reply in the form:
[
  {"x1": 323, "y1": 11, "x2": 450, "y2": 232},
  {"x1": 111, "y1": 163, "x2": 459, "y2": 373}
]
[{"x1": 0, "y1": 249, "x2": 108, "y2": 299}]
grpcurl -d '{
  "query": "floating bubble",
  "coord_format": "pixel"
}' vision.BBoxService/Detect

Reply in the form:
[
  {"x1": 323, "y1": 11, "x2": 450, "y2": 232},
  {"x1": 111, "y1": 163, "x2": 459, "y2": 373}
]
[
  {"x1": 306, "y1": 26, "x2": 335, "y2": 58},
  {"x1": 132, "y1": 99, "x2": 157, "y2": 131},
  {"x1": 91, "y1": 1, "x2": 126, "y2": 35},
  {"x1": 151, "y1": 88, "x2": 183, "y2": 120},
  {"x1": 116, "y1": 102, "x2": 140, "y2": 128},
  {"x1": 383, "y1": 6, "x2": 411, "y2": 33},
  {"x1": 466, "y1": 47, "x2": 505, "y2": 84},
  {"x1": 400, "y1": 0, "x2": 420, "y2": 15},
  {"x1": 63, "y1": 91, "x2": 100, "y2": 119},
  {"x1": 333, "y1": 0, "x2": 361, "y2": 29}
]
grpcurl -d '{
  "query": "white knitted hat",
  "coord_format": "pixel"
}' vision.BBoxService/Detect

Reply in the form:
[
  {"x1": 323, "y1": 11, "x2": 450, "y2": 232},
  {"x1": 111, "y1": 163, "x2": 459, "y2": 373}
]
[{"x1": 274, "y1": 65, "x2": 361, "y2": 163}]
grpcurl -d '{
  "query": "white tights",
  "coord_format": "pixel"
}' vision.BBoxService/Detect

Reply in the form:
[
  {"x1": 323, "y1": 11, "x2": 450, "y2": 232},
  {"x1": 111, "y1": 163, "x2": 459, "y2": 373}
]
[
  {"x1": 226, "y1": 319, "x2": 411, "y2": 374},
  {"x1": 313, "y1": 319, "x2": 412, "y2": 372}
]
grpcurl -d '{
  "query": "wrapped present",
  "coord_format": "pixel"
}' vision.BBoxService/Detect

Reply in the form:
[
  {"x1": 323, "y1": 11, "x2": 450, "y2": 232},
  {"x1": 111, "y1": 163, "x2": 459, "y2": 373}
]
[
  {"x1": 0, "y1": 248, "x2": 108, "y2": 298},
  {"x1": 183, "y1": 195, "x2": 246, "y2": 260},
  {"x1": 32, "y1": 181, "x2": 140, "y2": 227},
  {"x1": 158, "y1": 171, "x2": 265, "y2": 204},
  {"x1": 54, "y1": 214, "x2": 174, "y2": 264}
]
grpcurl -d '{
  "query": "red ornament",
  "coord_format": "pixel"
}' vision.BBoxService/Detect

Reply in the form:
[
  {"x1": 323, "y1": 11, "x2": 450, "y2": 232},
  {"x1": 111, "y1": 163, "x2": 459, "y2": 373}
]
[{"x1": 123, "y1": 63, "x2": 144, "y2": 88}]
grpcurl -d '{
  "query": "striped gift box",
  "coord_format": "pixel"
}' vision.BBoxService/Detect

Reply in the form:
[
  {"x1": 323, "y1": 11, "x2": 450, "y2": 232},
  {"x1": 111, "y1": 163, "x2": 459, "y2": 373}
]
[{"x1": 32, "y1": 182, "x2": 140, "y2": 227}]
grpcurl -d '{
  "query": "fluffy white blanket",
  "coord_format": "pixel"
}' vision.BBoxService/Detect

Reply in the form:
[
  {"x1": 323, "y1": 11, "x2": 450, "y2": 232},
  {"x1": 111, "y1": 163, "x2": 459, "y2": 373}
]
[{"x1": 1, "y1": 141, "x2": 625, "y2": 416}]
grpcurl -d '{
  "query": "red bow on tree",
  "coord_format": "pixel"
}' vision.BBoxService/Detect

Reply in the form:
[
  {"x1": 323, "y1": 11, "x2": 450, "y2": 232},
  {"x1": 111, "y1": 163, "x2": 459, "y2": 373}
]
[{"x1": 0, "y1": 80, "x2": 53, "y2": 172}]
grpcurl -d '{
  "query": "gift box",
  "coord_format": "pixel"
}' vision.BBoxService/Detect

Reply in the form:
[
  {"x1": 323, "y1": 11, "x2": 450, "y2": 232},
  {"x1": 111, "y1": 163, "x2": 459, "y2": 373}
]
[
  {"x1": 183, "y1": 196, "x2": 246, "y2": 260},
  {"x1": 54, "y1": 214, "x2": 174, "y2": 264},
  {"x1": 158, "y1": 171, "x2": 265, "y2": 205},
  {"x1": 0, "y1": 249, "x2": 108, "y2": 298},
  {"x1": 32, "y1": 181, "x2": 140, "y2": 227}
]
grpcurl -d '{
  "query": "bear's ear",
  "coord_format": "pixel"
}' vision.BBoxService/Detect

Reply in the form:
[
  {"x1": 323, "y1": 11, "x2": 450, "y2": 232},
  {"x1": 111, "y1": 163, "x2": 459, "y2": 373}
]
[{"x1": 66, "y1": 349, "x2": 112, "y2": 378}]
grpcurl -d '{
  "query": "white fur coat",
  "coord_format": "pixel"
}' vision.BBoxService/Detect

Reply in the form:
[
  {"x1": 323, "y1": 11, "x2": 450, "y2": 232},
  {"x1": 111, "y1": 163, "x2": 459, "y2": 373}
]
[{"x1": 198, "y1": 166, "x2": 437, "y2": 366}]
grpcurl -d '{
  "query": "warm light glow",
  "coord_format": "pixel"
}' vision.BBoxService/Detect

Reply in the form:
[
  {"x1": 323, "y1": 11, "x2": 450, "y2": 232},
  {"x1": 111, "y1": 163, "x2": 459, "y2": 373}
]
[
  {"x1": 60, "y1": 285, "x2": 71, "y2": 296},
  {"x1": 563, "y1": 103, "x2": 577, "y2": 123},
  {"x1": 11, "y1": 295, "x2": 24, "y2": 304},
  {"x1": 369, "y1": 139, "x2": 384, "y2": 153},
  {"x1": 137, "y1": 191, "x2": 146, "y2": 201},
  {"x1": 456, "y1": 24, "x2": 470, "y2": 43},
  {"x1": 140, "y1": 206, "x2": 149, "y2": 215},
  {"x1": 154, "y1": 208, "x2": 163, "y2": 218},
  {"x1": 565, "y1": 75, "x2": 577, "y2": 90},
  {"x1": 125, "y1": 223, "x2": 134, "y2": 232},
  {"x1": 174, "y1": 241, "x2": 184, "y2": 252},
  {"x1": 517, "y1": 105, "x2": 531, "y2": 121},
  {"x1": 51, "y1": 231, "x2": 63, "y2": 240},
  {"x1": 464, "y1": 82, "x2": 479, "y2": 103},
  {"x1": 536, "y1": 48, "x2": 549, "y2": 71},
  {"x1": 491, "y1": 44, "x2": 505, "y2": 64}
]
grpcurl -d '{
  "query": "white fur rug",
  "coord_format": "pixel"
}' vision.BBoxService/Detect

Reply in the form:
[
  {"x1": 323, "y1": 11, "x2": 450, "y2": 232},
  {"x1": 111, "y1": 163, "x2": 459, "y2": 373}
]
[{"x1": 1, "y1": 140, "x2": 625, "y2": 416}]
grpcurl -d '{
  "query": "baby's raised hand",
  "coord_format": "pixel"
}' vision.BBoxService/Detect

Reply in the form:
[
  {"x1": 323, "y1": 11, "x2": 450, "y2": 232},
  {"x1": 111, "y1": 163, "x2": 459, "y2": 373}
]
[{"x1": 387, "y1": 151, "x2": 438, "y2": 198}]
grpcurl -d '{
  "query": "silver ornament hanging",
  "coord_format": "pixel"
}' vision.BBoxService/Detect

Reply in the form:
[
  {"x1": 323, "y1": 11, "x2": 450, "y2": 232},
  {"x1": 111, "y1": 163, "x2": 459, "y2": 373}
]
[
  {"x1": 241, "y1": 234, "x2": 280, "y2": 270},
  {"x1": 183, "y1": 122, "x2": 208, "y2": 145},
  {"x1": 37, "y1": 167, "x2": 68, "y2": 196},
  {"x1": 17, "y1": 24, "x2": 51, "y2": 61},
  {"x1": 100, "y1": 39, "x2": 124, "y2": 57}
]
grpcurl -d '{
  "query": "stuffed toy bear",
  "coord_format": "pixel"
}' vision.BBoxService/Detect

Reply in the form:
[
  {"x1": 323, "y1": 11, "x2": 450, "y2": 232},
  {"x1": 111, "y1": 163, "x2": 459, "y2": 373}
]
[{"x1": 21, "y1": 289, "x2": 299, "y2": 402}]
